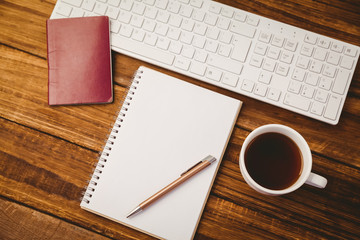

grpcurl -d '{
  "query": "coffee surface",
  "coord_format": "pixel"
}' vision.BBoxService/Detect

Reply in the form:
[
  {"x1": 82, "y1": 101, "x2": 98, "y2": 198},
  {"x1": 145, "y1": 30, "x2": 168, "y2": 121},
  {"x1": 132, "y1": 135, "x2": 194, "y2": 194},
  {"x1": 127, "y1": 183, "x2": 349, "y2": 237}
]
[{"x1": 245, "y1": 132, "x2": 303, "y2": 190}]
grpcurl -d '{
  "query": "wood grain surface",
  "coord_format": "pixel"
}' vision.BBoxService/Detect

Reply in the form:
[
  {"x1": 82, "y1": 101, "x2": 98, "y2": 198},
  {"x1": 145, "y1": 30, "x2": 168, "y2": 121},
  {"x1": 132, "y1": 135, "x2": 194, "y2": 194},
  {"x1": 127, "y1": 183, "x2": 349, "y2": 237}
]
[{"x1": 1, "y1": 0, "x2": 359, "y2": 239}]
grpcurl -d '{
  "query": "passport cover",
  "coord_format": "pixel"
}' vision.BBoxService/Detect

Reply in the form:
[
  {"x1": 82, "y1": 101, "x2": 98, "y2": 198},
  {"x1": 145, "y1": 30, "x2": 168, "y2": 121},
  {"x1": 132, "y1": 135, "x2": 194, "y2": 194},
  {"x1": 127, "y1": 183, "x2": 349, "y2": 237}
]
[{"x1": 47, "y1": 16, "x2": 113, "y2": 105}]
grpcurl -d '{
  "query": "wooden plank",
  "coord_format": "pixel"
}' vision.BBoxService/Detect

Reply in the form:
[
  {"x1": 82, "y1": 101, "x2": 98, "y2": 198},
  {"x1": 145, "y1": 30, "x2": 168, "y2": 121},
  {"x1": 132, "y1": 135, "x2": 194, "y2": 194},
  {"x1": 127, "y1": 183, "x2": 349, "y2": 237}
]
[
  {"x1": 0, "y1": 198, "x2": 111, "y2": 240},
  {"x1": 0, "y1": 118, "x2": 154, "y2": 240},
  {"x1": 1, "y1": 118, "x2": 359, "y2": 239}
]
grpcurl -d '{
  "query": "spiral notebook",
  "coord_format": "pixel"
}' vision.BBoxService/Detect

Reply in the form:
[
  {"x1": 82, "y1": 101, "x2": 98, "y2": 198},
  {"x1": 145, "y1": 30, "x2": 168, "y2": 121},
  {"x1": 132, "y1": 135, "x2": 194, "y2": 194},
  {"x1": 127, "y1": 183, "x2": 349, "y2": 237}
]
[{"x1": 81, "y1": 66, "x2": 242, "y2": 240}]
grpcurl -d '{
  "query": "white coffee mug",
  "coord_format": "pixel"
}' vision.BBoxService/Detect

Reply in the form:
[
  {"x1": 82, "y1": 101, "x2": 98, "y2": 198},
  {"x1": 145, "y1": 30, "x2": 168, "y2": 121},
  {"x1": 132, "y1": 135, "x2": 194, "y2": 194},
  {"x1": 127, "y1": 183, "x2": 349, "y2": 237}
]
[{"x1": 239, "y1": 124, "x2": 327, "y2": 196}]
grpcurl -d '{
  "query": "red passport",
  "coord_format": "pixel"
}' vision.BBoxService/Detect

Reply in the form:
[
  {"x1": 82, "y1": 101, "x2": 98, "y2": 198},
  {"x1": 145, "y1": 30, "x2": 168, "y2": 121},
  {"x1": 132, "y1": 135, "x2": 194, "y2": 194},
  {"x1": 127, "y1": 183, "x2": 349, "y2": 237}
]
[{"x1": 47, "y1": 16, "x2": 113, "y2": 105}]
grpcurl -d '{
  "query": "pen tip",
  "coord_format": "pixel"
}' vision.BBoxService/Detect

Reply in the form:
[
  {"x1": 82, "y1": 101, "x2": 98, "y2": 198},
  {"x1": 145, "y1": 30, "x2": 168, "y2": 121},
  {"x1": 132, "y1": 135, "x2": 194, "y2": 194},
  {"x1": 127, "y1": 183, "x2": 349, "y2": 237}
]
[{"x1": 126, "y1": 206, "x2": 142, "y2": 218}]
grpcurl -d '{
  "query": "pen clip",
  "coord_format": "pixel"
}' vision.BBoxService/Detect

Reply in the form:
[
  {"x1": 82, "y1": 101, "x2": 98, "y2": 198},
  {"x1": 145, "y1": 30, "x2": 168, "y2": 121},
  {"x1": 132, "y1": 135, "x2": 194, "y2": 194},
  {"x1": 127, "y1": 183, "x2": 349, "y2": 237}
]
[{"x1": 180, "y1": 161, "x2": 203, "y2": 176}]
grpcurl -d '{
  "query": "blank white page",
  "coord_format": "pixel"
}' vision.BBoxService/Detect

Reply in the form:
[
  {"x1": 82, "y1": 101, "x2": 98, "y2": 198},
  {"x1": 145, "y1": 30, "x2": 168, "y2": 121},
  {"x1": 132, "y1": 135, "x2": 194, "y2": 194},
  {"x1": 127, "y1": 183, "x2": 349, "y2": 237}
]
[{"x1": 81, "y1": 66, "x2": 242, "y2": 240}]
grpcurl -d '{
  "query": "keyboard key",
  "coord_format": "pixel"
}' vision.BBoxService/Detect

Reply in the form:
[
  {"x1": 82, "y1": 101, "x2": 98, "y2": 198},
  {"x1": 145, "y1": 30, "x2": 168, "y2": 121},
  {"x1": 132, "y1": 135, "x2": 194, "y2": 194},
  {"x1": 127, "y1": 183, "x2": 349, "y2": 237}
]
[
  {"x1": 271, "y1": 35, "x2": 285, "y2": 47},
  {"x1": 258, "y1": 71, "x2": 272, "y2": 84},
  {"x1": 284, "y1": 39, "x2": 298, "y2": 52},
  {"x1": 324, "y1": 95, "x2": 342, "y2": 120},
  {"x1": 193, "y1": 22, "x2": 207, "y2": 35},
  {"x1": 254, "y1": 84, "x2": 268, "y2": 96},
  {"x1": 319, "y1": 76, "x2": 332, "y2": 90},
  {"x1": 284, "y1": 93, "x2": 310, "y2": 111},
  {"x1": 267, "y1": 47, "x2": 280, "y2": 60},
  {"x1": 182, "y1": 19, "x2": 195, "y2": 32},
  {"x1": 304, "y1": 34, "x2": 318, "y2": 44},
  {"x1": 133, "y1": 2, "x2": 146, "y2": 15},
  {"x1": 263, "y1": 59, "x2": 276, "y2": 72},
  {"x1": 332, "y1": 69, "x2": 350, "y2": 94},
  {"x1": 246, "y1": 15, "x2": 259, "y2": 26},
  {"x1": 305, "y1": 73, "x2": 319, "y2": 86},
  {"x1": 144, "y1": 33, "x2": 157, "y2": 46},
  {"x1": 193, "y1": 35, "x2": 206, "y2": 48},
  {"x1": 190, "y1": 0, "x2": 204, "y2": 8},
  {"x1": 217, "y1": 17, "x2": 231, "y2": 30},
  {"x1": 168, "y1": 2, "x2": 181, "y2": 13},
  {"x1": 119, "y1": 24, "x2": 133, "y2": 37},
  {"x1": 314, "y1": 89, "x2": 328, "y2": 103},
  {"x1": 317, "y1": 38, "x2": 330, "y2": 49},
  {"x1": 209, "y1": 3, "x2": 221, "y2": 14},
  {"x1": 313, "y1": 48, "x2": 327, "y2": 61},
  {"x1": 344, "y1": 46, "x2": 358, "y2": 57},
  {"x1": 268, "y1": 88, "x2": 281, "y2": 101},
  {"x1": 296, "y1": 56, "x2": 310, "y2": 69},
  {"x1": 174, "y1": 57, "x2": 191, "y2": 70},
  {"x1": 221, "y1": 8, "x2": 234, "y2": 18},
  {"x1": 169, "y1": 41, "x2": 182, "y2": 54},
  {"x1": 279, "y1": 51, "x2": 294, "y2": 64},
  {"x1": 144, "y1": 6, "x2": 157, "y2": 19},
  {"x1": 131, "y1": 15, "x2": 144, "y2": 28},
  {"x1": 276, "y1": 63, "x2": 289, "y2": 76},
  {"x1": 288, "y1": 81, "x2": 302, "y2": 94},
  {"x1": 181, "y1": 46, "x2": 195, "y2": 58},
  {"x1": 340, "y1": 56, "x2": 354, "y2": 70},
  {"x1": 301, "y1": 44, "x2": 314, "y2": 57},
  {"x1": 56, "y1": 4, "x2": 72, "y2": 16},
  {"x1": 254, "y1": 43, "x2": 267, "y2": 56},
  {"x1": 323, "y1": 65, "x2": 336, "y2": 78},
  {"x1": 190, "y1": 61, "x2": 206, "y2": 76},
  {"x1": 70, "y1": 8, "x2": 84, "y2": 17},
  {"x1": 292, "y1": 68, "x2": 306, "y2": 81},
  {"x1": 218, "y1": 44, "x2": 231, "y2": 57},
  {"x1": 301, "y1": 85, "x2": 315, "y2": 99},
  {"x1": 63, "y1": 0, "x2": 82, "y2": 7},
  {"x1": 194, "y1": 50, "x2": 207, "y2": 62},
  {"x1": 110, "y1": 20, "x2": 121, "y2": 33},
  {"x1": 259, "y1": 31, "x2": 272, "y2": 43},
  {"x1": 155, "y1": 0, "x2": 168, "y2": 10},
  {"x1": 120, "y1": 0, "x2": 133, "y2": 11},
  {"x1": 132, "y1": 29, "x2": 145, "y2": 42},
  {"x1": 310, "y1": 102, "x2": 324, "y2": 116},
  {"x1": 222, "y1": 73, "x2": 239, "y2": 87},
  {"x1": 231, "y1": 36, "x2": 252, "y2": 62},
  {"x1": 241, "y1": 79, "x2": 255, "y2": 92},
  {"x1": 82, "y1": 0, "x2": 96, "y2": 11},
  {"x1": 156, "y1": 37, "x2": 170, "y2": 50},
  {"x1": 143, "y1": 19, "x2": 156, "y2": 32},
  {"x1": 206, "y1": 67, "x2": 222, "y2": 81},
  {"x1": 204, "y1": 13, "x2": 218, "y2": 25},
  {"x1": 309, "y1": 60, "x2": 323, "y2": 73},
  {"x1": 94, "y1": 2, "x2": 107, "y2": 15},
  {"x1": 118, "y1": 11, "x2": 132, "y2": 23},
  {"x1": 106, "y1": 7, "x2": 119, "y2": 19},
  {"x1": 327, "y1": 52, "x2": 340, "y2": 65},
  {"x1": 205, "y1": 40, "x2": 218, "y2": 52},
  {"x1": 330, "y1": 42, "x2": 343, "y2": 53},
  {"x1": 108, "y1": 0, "x2": 121, "y2": 7},
  {"x1": 249, "y1": 55, "x2": 263, "y2": 68},
  {"x1": 157, "y1": 11, "x2": 170, "y2": 23},
  {"x1": 234, "y1": 12, "x2": 246, "y2": 22}
]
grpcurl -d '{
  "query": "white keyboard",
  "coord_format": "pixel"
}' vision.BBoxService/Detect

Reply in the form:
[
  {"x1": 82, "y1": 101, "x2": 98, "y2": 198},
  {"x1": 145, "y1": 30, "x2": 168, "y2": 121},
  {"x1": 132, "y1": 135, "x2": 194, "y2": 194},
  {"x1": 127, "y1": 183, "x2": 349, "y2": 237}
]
[{"x1": 51, "y1": 0, "x2": 360, "y2": 125}]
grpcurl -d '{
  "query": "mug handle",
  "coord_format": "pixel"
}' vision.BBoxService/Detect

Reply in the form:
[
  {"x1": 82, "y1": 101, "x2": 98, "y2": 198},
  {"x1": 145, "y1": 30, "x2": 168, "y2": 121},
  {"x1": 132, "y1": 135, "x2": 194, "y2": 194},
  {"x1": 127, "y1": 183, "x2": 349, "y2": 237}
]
[{"x1": 305, "y1": 172, "x2": 327, "y2": 188}]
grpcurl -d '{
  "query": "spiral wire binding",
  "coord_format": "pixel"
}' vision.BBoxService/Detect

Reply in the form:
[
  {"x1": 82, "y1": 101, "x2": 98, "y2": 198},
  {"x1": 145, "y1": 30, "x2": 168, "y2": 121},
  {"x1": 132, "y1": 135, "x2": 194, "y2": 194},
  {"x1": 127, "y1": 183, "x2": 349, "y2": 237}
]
[{"x1": 81, "y1": 68, "x2": 143, "y2": 204}]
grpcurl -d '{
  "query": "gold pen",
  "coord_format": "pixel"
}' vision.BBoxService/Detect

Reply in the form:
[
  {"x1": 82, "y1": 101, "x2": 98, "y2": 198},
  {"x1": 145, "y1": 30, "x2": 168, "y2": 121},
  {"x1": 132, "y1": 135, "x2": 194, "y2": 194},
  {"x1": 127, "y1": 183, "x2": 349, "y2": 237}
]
[{"x1": 126, "y1": 155, "x2": 217, "y2": 218}]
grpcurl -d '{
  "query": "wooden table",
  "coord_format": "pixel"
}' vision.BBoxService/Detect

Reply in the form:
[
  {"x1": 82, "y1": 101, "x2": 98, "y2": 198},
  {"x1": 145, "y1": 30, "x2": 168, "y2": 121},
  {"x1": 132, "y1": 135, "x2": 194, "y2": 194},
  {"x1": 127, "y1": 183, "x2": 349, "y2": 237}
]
[{"x1": 1, "y1": 0, "x2": 359, "y2": 239}]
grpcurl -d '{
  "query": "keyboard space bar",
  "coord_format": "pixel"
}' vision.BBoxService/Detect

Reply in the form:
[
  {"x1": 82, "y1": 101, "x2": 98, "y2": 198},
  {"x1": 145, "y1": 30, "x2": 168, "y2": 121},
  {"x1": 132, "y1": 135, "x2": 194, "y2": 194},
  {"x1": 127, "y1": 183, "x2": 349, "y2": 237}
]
[{"x1": 111, "y1": 35, "x2": 175, "y2": 65}]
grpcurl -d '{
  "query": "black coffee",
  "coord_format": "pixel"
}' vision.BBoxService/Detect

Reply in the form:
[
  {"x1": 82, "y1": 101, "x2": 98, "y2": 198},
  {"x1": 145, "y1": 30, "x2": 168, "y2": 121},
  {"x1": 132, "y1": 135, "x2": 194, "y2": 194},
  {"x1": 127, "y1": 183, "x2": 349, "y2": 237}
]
[{"x1": 244, "y1": 132, "x2": 303, "y2": 190}]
